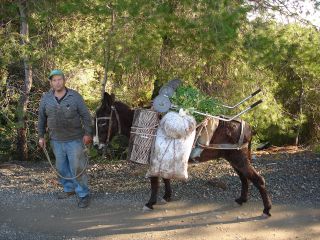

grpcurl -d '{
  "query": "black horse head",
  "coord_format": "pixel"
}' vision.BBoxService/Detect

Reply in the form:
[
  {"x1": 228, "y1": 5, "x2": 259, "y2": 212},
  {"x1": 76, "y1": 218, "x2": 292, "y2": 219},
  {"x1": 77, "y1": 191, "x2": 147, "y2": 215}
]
[{"x1": 93, "y1": 92, "x2": 134, "y2": 149}]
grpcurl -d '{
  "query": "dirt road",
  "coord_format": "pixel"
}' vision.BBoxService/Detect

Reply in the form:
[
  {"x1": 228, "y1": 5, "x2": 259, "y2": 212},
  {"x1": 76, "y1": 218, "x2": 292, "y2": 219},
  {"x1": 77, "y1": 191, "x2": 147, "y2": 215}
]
[
  {"x1": 1, "y1": 147, "x2": 319, "y2": 239},
  {"x1": 1, "y1": 191, "x2": 319, "y2": 240}
]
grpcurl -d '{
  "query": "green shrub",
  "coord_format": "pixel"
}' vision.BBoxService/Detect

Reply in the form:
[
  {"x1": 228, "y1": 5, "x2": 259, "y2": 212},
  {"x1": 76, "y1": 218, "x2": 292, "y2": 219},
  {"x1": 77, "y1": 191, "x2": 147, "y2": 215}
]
[{"x1": 171, "y1": 86, "x2": 227, "y2": 122}]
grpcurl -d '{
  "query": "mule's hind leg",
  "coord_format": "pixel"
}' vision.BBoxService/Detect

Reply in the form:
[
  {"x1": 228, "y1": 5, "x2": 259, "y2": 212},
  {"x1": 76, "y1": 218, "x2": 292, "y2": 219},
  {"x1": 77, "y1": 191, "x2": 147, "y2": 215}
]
[
  {"x1": 162, "y1": 178, "x2": 172, "y2": 203},
  {"x1": 250, "y1": 168, "x2": 272, "y2": 216},
  {"x1": 233, "y1": 168, "x2": 249, "y2": 205},
  {"x1": 229, "y1": 150, "x2": 272, "y2": 216},
  {"x1": 243, "y1": 166, "x2": 272, "y2": 217},
  {"x1": 144, "y1": 177, "x2": 159, "y2": 210}
]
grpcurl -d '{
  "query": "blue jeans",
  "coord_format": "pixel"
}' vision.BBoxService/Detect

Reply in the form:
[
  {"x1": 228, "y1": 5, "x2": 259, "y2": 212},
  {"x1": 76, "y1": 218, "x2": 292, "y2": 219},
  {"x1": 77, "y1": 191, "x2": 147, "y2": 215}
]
[{"x1": 50, "y1": 139, "x2": 89, "y2": 198}]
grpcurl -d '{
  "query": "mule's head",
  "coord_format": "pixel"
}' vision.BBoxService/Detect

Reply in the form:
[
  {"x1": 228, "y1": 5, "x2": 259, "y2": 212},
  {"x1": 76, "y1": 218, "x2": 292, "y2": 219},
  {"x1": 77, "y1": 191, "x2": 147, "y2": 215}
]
[{"x1": 93, "y1": 92, "x2": 118, "y2": 149}]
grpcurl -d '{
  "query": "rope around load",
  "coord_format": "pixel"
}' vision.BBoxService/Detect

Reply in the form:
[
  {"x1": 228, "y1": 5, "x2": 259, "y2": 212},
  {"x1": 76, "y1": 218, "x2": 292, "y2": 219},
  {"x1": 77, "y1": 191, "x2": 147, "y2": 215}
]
[
  {"x1": 193, "y1": 118, "x2": 209, "y2": 148},
  {"x1": 42, "y1": 146, "x2": 89, "y2": 180},
  {"x1": 130, "y1": 125, "x2": 159, "y2": 137},
  {"x1": 131, "y1": 125, "x2": 159, "y2": 130},
  {"x1": 157, "y1": 138, "x2": 176, "y2": 175},
  {"x1": 128, "y1": 109, "x2": 159, "y2": 164}
]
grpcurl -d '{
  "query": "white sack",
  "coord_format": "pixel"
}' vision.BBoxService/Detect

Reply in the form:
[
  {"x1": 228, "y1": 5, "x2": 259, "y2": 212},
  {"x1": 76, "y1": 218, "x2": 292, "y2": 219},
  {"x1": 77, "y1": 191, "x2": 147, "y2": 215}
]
[
  {"x1": 146, "y1": 111, "x2": 196, "y2": 181},
  {"x1": 161, "y1": 111, "x2": 196, "y2": 139}
]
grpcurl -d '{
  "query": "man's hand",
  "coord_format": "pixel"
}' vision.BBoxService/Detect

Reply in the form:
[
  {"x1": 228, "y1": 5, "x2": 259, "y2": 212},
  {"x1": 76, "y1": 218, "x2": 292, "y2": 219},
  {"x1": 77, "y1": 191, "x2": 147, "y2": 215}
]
[
  {"x1": 39, "y1": 138, "x2": 46, "y2": 148},
  {"x1": 83, "y1": 135, "x2": 92, "y2": 145}
]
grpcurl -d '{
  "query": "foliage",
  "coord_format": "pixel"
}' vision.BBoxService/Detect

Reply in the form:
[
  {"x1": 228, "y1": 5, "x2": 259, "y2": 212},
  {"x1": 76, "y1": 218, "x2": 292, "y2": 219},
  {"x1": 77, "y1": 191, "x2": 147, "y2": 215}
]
[
  {"x1": 171, "y1": 86, "x2": 227, "y2": 122},
  {"x1": 243, "y1": 21, "x2": 320, "y2": 144},
  {"x1": 313, "y1": 144, "x2": 320, "y2": 154},
  {"x1": 1, "y1": 0, "x2": 320, "y2": 161}
]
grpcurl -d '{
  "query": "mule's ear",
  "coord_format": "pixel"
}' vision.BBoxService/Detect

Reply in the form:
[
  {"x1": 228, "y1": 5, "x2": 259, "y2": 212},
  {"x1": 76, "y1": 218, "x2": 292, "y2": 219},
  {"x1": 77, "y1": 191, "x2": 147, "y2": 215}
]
[
  {"x1": 103, "y1": 92, "x2": 112, "y2": 106},
  {"x1": 110, "y1": 93, "x2": 115, "y2": 104}
]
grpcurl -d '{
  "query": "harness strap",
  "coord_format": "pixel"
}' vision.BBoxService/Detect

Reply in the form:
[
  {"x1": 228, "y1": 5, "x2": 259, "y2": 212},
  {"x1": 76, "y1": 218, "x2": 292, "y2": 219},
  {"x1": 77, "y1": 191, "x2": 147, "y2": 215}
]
[
  {"x1": 198, "y1": 142, "x2": 249, "y2": 150},
  {"x1": 106, "y1": 107, "x2": 114, "y2": 144},
  {"x1": 95, "y1": 105, "x2": 122, "y2": 145},
  {"x1": 113, "y1": 106, "x2": 122, "y2": 135},
  {"x1": 95, "y1": 116, "x2": 111, "y2": 142}
]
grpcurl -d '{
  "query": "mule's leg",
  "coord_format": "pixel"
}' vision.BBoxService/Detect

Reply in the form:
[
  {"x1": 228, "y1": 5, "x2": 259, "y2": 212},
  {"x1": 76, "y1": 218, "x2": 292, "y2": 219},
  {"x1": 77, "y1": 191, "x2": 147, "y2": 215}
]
[
  {"x1": 233, "y1": 168, "x2": 249, "y2": 205},
  {"x1": 249, "y1": 167, "x2": 272, "y2": 216},
  {"x1": 228, "y1": 148, "x2": 271, "y2": 216},
  {"x1": 144, "y1": 177, "x2": 159, "y2": 210},
  {"x1": 162, "y1": 178, "x2": 172, "y2": 202},
  {"x1": 240, "y1": 166, "x2": 272, "y2": 217}
]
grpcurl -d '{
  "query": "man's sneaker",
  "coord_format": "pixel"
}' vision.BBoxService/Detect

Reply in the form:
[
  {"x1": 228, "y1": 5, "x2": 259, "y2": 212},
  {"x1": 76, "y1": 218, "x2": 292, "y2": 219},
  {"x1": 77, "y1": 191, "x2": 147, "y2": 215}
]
[
  {"x1": 78, "y1": 195, "x2": 90, "y2": 208},
  {"x1": 56, "y1": 191, "x2": 75, "y2": 199}
]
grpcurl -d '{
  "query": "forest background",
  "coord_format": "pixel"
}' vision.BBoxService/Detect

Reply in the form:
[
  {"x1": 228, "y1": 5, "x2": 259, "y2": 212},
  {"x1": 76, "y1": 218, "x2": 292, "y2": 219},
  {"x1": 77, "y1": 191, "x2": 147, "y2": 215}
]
[{"x1": 1, "y1": 0, "x2": 319, "y2": 161}]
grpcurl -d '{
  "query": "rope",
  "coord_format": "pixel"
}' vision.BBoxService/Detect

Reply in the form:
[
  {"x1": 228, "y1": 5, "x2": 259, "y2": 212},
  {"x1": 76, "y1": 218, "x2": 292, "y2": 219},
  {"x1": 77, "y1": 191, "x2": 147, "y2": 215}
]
[
  {"x1": 192, "y1": 118, "x2": 209, "y2": 148},
  {"x1": 130, "y1": 132, "x2": 157, "y2": 137},
  {"x1": 157, "y1": 138, "x2": 173, "y2": 174},
  {"x1": 128, "y1": 109, "x2": 159, "y2": 164},
  {"x1": 131, "y1": 125, "x2": 159, "y2": 130},
  {"x1": 42, "y1": 146, "x2": 89, "y2": 180}
]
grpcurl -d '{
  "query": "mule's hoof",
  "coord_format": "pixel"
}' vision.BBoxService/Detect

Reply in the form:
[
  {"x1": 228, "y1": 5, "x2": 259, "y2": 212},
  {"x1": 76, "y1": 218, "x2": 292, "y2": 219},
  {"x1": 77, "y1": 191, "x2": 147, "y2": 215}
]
[
  {"x1": 235, "y1": 199, "x2": 243, "y2": 205},
  {"x1": 261, "y1": 209, "x2": 271, "y2": 218},
  {"x1": 262, "y1": 208, "x2": 271, "y2": 218},
  {"x1": 143, "y1": 205, "x2": 153, "y2": 212},
  {"x1": 156, "y1": 199, "x2": 167, "y2": 205},
  {"x1": 262, "y1": 213, "x2": 271, "y2": 218},
  {"x1": 159, "y1": 198, "x2": 168, "y2": 205},
  {"x1": 235, "y1": 198, "x2": 247, "y2": 205},
  {"x1": 163, "y1": 197, "x2": 172, "y2": 202}
]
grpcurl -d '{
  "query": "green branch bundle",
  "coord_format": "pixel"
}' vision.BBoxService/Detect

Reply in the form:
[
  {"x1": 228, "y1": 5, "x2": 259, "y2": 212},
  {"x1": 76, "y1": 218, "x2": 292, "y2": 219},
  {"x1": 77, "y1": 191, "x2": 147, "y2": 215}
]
[{"x1": 170, "y1": 86, "x2": 227, "y2": 122}]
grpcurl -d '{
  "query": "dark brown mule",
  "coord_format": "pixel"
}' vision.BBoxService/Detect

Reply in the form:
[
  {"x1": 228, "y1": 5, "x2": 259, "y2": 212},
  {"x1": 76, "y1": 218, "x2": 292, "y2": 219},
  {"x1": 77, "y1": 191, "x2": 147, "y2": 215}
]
[
  {"x1": 94, "y1": 92, "x2": 272, "y2": 217},
  {"x1": 93, "y1": 93, "x2": 134, "y2": 149}
]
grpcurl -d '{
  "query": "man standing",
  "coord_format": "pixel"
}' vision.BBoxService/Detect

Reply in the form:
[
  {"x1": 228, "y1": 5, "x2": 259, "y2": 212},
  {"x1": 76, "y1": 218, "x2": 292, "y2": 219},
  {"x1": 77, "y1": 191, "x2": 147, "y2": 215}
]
[{"x1": 38, "y1": 69, "x2": 93, "y2": 208}]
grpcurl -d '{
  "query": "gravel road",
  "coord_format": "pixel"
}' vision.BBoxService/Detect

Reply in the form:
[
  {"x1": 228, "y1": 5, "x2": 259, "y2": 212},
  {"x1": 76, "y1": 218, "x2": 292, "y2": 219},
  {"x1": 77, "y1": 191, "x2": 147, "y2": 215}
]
[{"x1": 0, "y1": 146, "x2": 319, "y2": 239}]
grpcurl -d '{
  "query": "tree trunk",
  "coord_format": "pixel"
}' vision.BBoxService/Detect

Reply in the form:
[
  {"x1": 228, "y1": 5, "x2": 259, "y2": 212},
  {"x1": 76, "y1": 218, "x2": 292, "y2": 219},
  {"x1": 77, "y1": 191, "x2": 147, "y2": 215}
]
[
  {"x1": 151, "y1": 35, "x2": 171, "y2": 99},
  {"x1": 17, "y1": 1, "x2": 33, "y2": 161},
  {"x1": 151, "y1": 0, "x2": 178, "y2": 98},
  {"x1": 295, "y1": 78, "x2": 304, "y2": 146},
  {"x1": 101, "y1": 7, "x2": 115, "y2": 100}
]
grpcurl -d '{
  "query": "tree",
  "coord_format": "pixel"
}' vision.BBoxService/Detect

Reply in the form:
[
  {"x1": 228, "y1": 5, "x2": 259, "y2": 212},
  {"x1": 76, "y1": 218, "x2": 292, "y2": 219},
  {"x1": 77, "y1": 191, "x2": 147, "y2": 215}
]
[
  {"x1": 243, "y1": 21, "x2": 320, "y2": 145},
  {"x1": 16, "y1": 0, "x2": 33, "y2": 161},
  {"x1": 1, "y1": 0, "x2": 320, "y2": 160}
]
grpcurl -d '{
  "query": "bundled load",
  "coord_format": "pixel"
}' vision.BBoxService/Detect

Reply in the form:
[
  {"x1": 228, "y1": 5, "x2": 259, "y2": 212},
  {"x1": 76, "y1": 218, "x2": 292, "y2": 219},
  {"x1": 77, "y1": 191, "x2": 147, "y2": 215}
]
[
  {"x1": 146, "y1": 111, "x2": 196, "y2": 181},
  {"x1": 170, "y1": 86, "x2": 226, "y2": 122},
  {"x1": 153, "y1": 83, "x2": 227, "y2": 122},
  {"x1": 127, "y1": 79, "x2": 262, "y2": 180},
  {"x1": 127, "y1": 109, "x2": 159, "y2": 165}
]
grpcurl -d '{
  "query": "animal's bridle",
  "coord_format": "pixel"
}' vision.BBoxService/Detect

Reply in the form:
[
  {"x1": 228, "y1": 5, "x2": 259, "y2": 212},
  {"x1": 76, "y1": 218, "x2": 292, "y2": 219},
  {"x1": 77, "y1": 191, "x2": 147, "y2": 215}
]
[{"x1": 94, "y1": 105, "x2": 122, "y2": 146}]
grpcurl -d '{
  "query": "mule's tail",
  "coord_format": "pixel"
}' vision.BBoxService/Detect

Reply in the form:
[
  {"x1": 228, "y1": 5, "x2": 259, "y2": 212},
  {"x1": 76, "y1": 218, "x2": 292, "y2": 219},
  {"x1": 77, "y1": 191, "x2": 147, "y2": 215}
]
[
  {"x1": 248, "y1": 140, "x2": 252, "y2": 163},
  {"x1": 244, "y1": 123, "x2": 253, "y2": 163}
]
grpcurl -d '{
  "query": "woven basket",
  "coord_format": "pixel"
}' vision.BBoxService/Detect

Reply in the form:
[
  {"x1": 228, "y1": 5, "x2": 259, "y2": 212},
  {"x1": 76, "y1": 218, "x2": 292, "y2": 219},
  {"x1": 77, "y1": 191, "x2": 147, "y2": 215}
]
[{"x1": 127, "y1": 109, "x2": 159, "y2": 164}]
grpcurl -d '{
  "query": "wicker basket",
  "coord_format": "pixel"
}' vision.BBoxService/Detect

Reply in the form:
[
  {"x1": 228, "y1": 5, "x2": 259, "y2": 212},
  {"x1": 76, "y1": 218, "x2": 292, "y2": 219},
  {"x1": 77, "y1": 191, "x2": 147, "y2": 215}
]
[{"x1": 127, "y1": 109, "x2": 159, "y2": 164}]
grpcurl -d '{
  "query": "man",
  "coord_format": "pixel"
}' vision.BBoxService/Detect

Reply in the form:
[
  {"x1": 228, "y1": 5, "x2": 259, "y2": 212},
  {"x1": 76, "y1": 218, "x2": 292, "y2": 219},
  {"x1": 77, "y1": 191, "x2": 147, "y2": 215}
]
[{"x1": 38, "y1": 69, "x2": 93, "y2": 208}]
